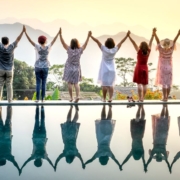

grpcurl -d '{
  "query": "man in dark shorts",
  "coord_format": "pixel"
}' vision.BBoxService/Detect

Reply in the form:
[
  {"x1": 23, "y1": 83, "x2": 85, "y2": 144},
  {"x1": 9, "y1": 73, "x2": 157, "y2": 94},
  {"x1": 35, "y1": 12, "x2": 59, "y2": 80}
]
[{"x1": 0, "y1": 25, "x2": 25, "y2": 102}]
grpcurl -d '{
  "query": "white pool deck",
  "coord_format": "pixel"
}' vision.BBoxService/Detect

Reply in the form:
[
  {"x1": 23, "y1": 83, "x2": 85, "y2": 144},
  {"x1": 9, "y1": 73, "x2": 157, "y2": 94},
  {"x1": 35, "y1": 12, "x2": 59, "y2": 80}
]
[{"x1": 0, "y1": 100, "x2": 179, "y2": 106}]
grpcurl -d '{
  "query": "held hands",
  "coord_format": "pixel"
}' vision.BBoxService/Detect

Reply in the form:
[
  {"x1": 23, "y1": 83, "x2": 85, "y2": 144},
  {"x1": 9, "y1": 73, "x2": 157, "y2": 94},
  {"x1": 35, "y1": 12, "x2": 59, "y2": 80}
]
[
  {"x1": 127, "y1": 30, "x2": 130, "y2": 37},
  {"x1": 59, "y1": 28, "x2": 62, "y2": 35},
  {"x1": 88, "y1": 31, "x2": 92, "y2": 37},
  {"x1": 23, "y1": 25, "x2": 26, "y2": 32},
  {"x1": 152, "y1": 28, "x2": 157, "y2": 36}
]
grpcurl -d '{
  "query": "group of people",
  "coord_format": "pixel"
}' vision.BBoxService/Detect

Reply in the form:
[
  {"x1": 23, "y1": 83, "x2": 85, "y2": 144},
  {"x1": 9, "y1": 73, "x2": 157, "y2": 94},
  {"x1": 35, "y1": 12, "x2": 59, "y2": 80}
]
[
  {"x1": 0, "y1": 25, "x2": 180, "y2": 102},
  {"x1": 1, "y1": 104, "x2": 180, "y2": 174}
]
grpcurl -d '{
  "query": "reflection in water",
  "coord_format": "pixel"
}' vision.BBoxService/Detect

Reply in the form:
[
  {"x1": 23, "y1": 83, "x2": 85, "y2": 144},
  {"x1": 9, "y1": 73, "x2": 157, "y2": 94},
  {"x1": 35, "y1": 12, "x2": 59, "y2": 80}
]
[
  {"x1": 21, "y1": 106, "x2": 54, "y2": 173},
  {"x1": 55, "y1": 105, "x2": 85, "y2": 170},
  {"x1": 145, "y1": 104, "x2": 171, "y2": 173},
  {"x1": 121, "y1": 105, "x2": 146, "y2": 172},
  {"x1": 85, "y1": 105, "x2": 122, "y2": 170},
  {"x1": 0, "y1": 106, "x2": 20, "y2": 174},
  {"x1": 170, "y1": 114, "x2": 180, "y2": 171}
]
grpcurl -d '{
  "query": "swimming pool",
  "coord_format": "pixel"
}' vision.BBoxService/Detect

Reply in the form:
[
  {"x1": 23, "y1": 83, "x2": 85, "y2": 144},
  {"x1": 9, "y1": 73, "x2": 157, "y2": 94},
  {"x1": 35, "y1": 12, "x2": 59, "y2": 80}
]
[{"x1": 0, "y1": 102, "x2": 179, "y2": 180}]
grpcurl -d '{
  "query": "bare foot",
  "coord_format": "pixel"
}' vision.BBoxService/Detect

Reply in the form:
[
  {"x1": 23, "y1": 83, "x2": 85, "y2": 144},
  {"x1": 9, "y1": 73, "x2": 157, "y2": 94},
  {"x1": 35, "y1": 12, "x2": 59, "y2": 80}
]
[{"x1": 74, "y1": 97, "x2": 80, "y2": 103}]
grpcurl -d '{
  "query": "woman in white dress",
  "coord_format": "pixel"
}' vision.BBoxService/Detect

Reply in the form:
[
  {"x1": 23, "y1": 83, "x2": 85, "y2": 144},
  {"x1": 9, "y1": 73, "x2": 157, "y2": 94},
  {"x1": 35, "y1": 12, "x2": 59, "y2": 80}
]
[
  {"x1": 85, "y1": 105, "x2": 122, "y2": 169},
  {"x1": 91, "y1": 32, "x2": 130, "y2": 102}
]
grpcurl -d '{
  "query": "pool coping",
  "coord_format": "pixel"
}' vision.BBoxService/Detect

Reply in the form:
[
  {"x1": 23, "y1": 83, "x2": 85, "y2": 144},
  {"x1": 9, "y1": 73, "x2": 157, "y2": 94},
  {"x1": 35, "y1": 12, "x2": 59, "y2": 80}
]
[{"x1": 0, "y1": 100, "x2": 180, "y2": 106}]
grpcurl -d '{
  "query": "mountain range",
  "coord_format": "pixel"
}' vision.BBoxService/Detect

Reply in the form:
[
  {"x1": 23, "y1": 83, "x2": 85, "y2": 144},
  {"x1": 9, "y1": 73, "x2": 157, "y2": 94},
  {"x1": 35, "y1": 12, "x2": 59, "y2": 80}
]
[{"x1": 0, "y1": 22, "x2": 180, "y2": 85}]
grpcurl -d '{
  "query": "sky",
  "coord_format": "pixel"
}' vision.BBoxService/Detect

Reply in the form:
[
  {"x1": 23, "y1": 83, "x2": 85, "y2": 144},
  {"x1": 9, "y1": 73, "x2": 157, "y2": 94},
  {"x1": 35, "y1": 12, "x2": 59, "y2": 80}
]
[{"x1": 0, "y1": 0, "x2": 179, "y2": 32}]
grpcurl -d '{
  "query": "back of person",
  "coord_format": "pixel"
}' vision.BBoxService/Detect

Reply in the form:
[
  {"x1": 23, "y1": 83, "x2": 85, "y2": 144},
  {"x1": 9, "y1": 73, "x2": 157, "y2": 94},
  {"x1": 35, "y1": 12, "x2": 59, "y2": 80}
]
[
  {"x1": 35, "y1": 44, "x2": 51, "y2": 68},
  {"x1": 67, "y1": 47, "x2": 83, "y2": 66},
  {"x1": 101, "y1": 45, "x2": 118, "y2": 62},
  {"x1": 0, "y1": 42, "x2": 16, "y2": 70},
  {"x1": 137, "y1": 49, "x2": 150, "y2": 65}
]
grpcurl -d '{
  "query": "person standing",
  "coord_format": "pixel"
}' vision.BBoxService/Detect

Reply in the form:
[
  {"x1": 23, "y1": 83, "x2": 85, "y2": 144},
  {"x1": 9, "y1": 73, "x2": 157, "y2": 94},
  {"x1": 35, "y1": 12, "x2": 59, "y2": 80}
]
[
  {"x1": 128, "y1": 28, "x2": 155, "y2": 102},
  {"x1": 24, "y1": 26, "x2": 59, "y2": 102},
  {"x1": 0, "y1": 106, "x2": 20, "y2": 174},
  {"x1": 91, "y1": 31, "x2": 129, "y2": 102},
  {"x1": 21, "y1": 106, "x2": 54, "y2": 173},
  {"x1": 0, "y1": 25, "x2": 25, "y2": 102},
  {"x1": 59, "y1": 28, "x2": 91, "y2": 103},
  {"x1": 154, "y1": 29, "x2": 180, "y2": 101}
]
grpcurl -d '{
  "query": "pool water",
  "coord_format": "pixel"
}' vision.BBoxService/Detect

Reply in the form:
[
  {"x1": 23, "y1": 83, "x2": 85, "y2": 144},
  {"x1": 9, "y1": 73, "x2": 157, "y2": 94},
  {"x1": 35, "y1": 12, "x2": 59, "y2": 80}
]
[{"x1": 0, "y1": 103, "x2": 180, "y2": 180}]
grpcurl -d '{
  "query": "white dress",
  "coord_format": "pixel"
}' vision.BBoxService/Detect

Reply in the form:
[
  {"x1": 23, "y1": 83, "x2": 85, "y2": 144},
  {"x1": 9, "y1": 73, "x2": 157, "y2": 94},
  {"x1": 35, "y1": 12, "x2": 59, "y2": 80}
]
[
  {"x1": 98, "y1": 45, "x2": 118, "y2": 86},
  {"x1": 95, "y1": 119, "x2": 116, "y2": 157}
]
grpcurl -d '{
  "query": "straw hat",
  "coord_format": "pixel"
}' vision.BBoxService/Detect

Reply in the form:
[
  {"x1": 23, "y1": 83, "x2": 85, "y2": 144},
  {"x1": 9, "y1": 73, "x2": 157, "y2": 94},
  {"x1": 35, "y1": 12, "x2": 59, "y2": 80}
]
[{"x1": 160, "y1": 38, "x2": 174, "y2": 48}]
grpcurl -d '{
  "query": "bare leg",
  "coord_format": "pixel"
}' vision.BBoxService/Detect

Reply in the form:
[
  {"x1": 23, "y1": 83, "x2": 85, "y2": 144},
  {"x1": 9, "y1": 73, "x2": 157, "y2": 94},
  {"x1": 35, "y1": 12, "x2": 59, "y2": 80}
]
[
  {"x1": 138, "y1": 84, "x2": 142, "y2": 101},
  {"x1": 102, "y1": 86, "x2": 108, "y2": 102},
  {"x1": 67, "y1": 105, "x2": 73, "y2": 122},
  {"x1": 160, "y1": 105, "x2": 165, "y2": 118},
  {"x1": 107, "y1": 105, "x2": 112, "y2": 120},
  {"x1": 74, "y1": 83, "x2": 80, "y2": 102},
  {"x1": 142, "y1": 85, "x2": 147, "y2": 101},
  {"x1": 135, "y1": 105, "x2": 141, "y2": 122},
  {"x1": 162, "y1": 88, "x2": 167, "y2": 101},
  {"x1": 101, "y1": 105, "x2": 106, "y2": 120},
  {"x1": 141, "y1": 105, "x2": 145, "y2": 120},
  {"x1": 108, "y1": 86, "x2": 114, "y2": 102},
  {"x1": 166, "y1": 87, "x2": 171, "y2": 101},
  {"x1": 72, "y1": 105, "x2": 79, "y2": 123},
  {"x1": 68, "y1": 83, "x2": 73, "y2": 101}
]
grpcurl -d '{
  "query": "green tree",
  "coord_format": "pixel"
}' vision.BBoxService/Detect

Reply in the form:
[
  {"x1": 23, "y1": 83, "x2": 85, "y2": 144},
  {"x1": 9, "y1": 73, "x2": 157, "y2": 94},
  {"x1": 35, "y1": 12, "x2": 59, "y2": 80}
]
[
  {"x1": 115, "y1": 57, "x2": 156, "y2": 87},
  {"x1": 48, "y1": 64, "x2": 65, "y2": 88},
  {"x1": 13, "y1": 59, "x2": 35, "y2": 89},
  {"x1": 80, "y1": 76, "x2": 101, "y2": 92}
]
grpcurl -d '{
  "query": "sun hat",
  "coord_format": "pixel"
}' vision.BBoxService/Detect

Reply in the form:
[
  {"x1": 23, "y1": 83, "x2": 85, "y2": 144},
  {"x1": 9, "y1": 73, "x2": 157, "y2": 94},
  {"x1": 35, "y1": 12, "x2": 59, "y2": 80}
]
[
  {"x1": 160, "y1": 38, "x2": 174, "y2": 48},
  {"x1": 38, "y1": 36, "x2": 47, "y2": 44}
]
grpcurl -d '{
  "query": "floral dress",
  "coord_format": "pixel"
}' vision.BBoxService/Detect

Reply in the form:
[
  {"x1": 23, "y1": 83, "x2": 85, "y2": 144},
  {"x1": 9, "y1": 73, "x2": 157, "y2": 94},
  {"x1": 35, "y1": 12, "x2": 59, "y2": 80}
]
[
  {"x1": 63, "y1": 47, "x2": 83, "y2": 84},
  {"x1": 155, "y1": 44, "x2": 174, "y2": 87}
]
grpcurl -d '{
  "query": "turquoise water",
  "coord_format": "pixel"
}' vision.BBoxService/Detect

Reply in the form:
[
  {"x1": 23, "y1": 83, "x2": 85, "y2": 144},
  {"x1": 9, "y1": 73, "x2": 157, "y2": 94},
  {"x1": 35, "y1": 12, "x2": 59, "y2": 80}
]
[{"x1": 0, "y1": 104, "x2": 180, "y2": 180}]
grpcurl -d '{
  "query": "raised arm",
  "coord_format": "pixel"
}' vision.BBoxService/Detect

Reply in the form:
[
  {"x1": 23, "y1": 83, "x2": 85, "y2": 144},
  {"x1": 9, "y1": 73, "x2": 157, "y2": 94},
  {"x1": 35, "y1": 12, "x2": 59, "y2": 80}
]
[
  {"x1": 148, "y1": 28, "x2": 156, "y2": 49},
  {"x1": 145, "y1": 149, "x2": 154, "y2": 170},
  {"x1": 90, "y1": 35, "x2": 102, "y2": 49},
  {"x1": 24, "y1": 26, "x2": 35, "y2": 46},
  {"x1": 54, "y1": 153, "x2": 65, "y2": 171},
  {"x1": 111, "y1": 153, "x2": 122, "y2": 170},
  {"x1": 46, "y1": 157, "x2": 55, "y2": 170},
  {"x1": 51, "y1": 29, "x2": 60, "y2": 46},
  {"x1": 121, "y1": 151, "x2": 132, "y2": 166},
  {"x1": 85, "y1": 153, "x2": 97, "y2": 165},
  {"x1": 142, "y1": 155, "x2": 147, "y2": 173},
  {"x1": 21, "y1": 157, "x2": 34, "y2": 172},
  {"x1": 59, "y1": 28, "x2": 68, "y2": 50},
  {"x1": 7, "y1": 156, "x2": 21, "y2": 175},
  {"x1": 171, "y1": 152, "x2": 180, "y2": 172},
  {"x1": 77, "y1": 153, "x2": 85, "y2": 169},
  {"x1": 173, "y1": 29, "x2": 180, "y2": 44},
  {"x1": 154, "y1": 28, "x2": 160, "y2": 44},
  {"x1": 117, "y1": 31, "x2": 130, "y2": 50},
  {"x1": 128, "y1": 32, "x2": 139, "y2": 52},
  {"x1": 15, "y1": 25, "x2": 25, "y2": 44},
  {"x1": 82, "y1": 31, "x2": 91, "y2": 50}
]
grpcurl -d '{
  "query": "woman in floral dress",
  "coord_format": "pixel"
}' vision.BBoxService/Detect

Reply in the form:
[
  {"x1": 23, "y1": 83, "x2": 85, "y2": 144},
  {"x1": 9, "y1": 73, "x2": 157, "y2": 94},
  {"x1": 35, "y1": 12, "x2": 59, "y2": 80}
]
[
  {"x1": 59, "y1": 28, "x2": 91, "y2": 102},
  {"x1": 154, "y1": 29, "x2": 180, "y2": 101}
]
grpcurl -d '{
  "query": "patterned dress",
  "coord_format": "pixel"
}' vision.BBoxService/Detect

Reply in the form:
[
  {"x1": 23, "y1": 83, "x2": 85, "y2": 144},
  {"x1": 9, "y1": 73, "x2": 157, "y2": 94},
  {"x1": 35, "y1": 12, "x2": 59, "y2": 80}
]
[
  {"x1": 155, "y1": 44, "x2": 174, "y2": 87},
  {"x1": 63, "y1": 47, "x2": 83, "y2": 84}
]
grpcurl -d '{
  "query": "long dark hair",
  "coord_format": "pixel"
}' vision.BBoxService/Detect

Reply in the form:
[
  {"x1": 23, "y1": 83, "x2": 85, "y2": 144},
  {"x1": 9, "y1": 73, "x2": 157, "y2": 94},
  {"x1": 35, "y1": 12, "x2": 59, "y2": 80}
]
[
  {"x1": 139, "y1": 42, "x2": 149, "y2": 55},
  {"x1": 105, "y1": 38, "x2": 115, "y2": 49},
  {"x1": 70, "y1": 39, "x2": 80, "y2": 49}
]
